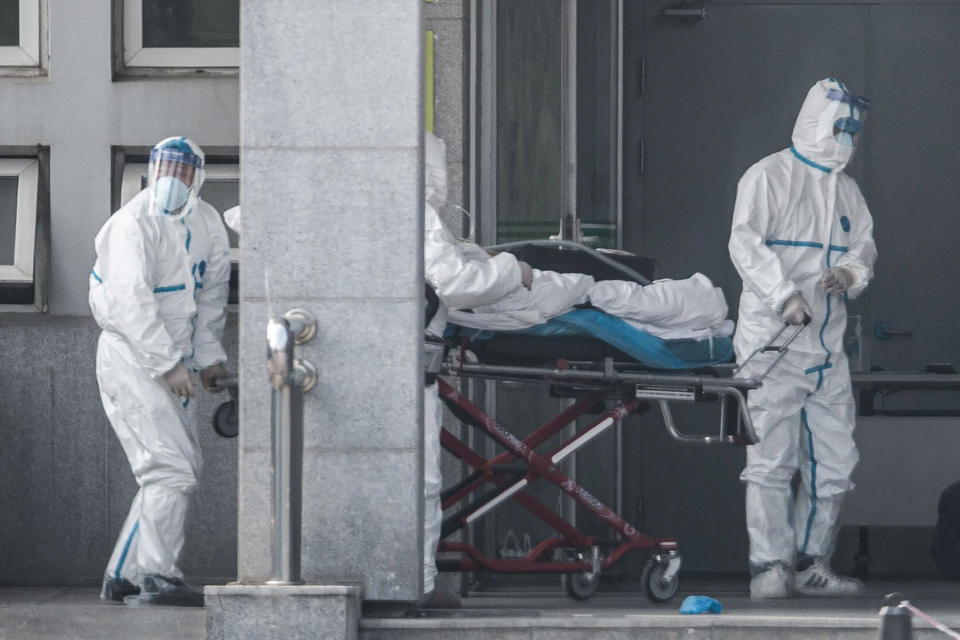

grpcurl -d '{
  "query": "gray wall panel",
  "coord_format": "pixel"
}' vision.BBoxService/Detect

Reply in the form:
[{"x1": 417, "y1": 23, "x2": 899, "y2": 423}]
[
  {"x1": 0, "y1": 314, "x2": 238, "y2": 585},
  {"x1": 867, "y1": 6, "x2": 960, "y2": 372}
]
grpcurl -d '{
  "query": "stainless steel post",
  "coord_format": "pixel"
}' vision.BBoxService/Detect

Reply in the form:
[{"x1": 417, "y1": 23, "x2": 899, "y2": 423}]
[{"x1": 265, "y1": 309, "x2": 317, "y2": 586}]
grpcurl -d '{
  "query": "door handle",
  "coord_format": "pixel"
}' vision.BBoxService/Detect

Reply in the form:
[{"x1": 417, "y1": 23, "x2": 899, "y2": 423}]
[
  {"x1": 661, "y1": 7, "x2": 707, "y2": 19},
  {"x1": 874, "y1": 321, "x2": 912, "y2": 341}
]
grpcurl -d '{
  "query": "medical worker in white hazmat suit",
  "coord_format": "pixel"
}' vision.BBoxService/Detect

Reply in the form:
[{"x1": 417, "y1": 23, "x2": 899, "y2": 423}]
[
  {"x1": 90, "y1": 137, "x2": 232, "y2": 606},
  {"x1": 729, "y1": 79, "x2": 877, "y2": 599},
  {"x1": 422, "y1": 132, "x2": 532, "y2": 605}
]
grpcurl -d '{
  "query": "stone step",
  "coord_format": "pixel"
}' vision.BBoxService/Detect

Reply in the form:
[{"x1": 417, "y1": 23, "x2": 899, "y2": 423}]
[
  {"x1": 361, "y1": 609, "x2": 952, "y2": 640},
  {"x1": 363, "y1": 613, "x2": 895, "y2": 640},
  {"x1": 361, "y1": 583, "x2": 960, "y2": 640},
  {"x1": 3, "y1": 584, "x2": 959, "y2": 640}
]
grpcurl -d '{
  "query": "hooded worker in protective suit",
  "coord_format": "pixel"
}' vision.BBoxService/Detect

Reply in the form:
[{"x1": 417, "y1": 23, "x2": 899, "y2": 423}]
[
  {"x1": 729, "y1": 79, "x2": 877, "y2": 598},
  {"x1": 421, "y1": 132, "x2": 532, "y2": 606},
  {"x1": 90, "y1": 136, "x2": 232, "y2": 606}
]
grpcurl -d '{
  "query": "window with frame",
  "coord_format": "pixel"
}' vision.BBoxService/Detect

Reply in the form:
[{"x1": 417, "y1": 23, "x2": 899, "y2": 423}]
[
  {"x1": 120, "y1": 157, "x2": 240, "y2": 302},
  {"x1": 0, "y1": 157, "x2": 40, "y2": 305},
  {"x1": 0, "y1": 0, "x2": 46, "y2": 74},
  {"x1": 117, "y1": 0, "x2": 239, "y2": 72}
]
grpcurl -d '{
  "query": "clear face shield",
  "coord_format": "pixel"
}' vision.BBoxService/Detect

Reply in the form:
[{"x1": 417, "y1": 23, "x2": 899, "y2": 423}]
[
  {"x1": 148, "y1": 141, "x2": 205, "y2": 219},
  {"x1": 825, "y1": 87, "x2": 869, "y2": 149},
  {"x1": 814, "y1": 85, "x2": 869, "y2": 166}
]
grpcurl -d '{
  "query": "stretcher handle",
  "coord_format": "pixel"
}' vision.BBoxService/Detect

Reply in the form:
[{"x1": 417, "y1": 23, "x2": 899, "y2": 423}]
[
  {"x1": 212, "y1": 375, "x2": 238, "y2": 390},
  {"x1": 736, "y1": 319, "x2": 809, "y2": 384},
  {"x1": 657, "y1": 383, "x2": 758, "y2": 446}
]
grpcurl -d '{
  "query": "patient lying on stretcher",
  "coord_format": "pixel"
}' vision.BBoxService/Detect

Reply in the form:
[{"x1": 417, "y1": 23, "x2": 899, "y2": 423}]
[{"x1": 445, "y1": 254, "x2": 735, "y2": 341}]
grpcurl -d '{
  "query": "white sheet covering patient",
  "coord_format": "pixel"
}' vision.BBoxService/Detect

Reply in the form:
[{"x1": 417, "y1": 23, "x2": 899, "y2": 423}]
[
  {"x1": 448, "y1": 268, "x2": 733, "y2": 340},
  {"x1": 589, "y1": 274, "x2": 733, "y2": 340}
]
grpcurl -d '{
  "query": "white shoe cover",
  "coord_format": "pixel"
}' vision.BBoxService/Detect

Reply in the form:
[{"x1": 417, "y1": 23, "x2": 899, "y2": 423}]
[
  {"x1": 794, "y1": 559, "x2": 863, "y2": 597},
  {"x1": 750, "y1": 564, "x2": 792, "y2": 599}
]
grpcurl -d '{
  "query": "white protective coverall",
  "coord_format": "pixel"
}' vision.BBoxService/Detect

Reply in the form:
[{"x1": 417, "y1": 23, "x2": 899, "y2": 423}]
[
  {"x1": 729, "y1": 79, "x2": 876, "y2": 573},
  {"x1": 423, "y1": 132, "x2": 524, "y2": 593},
  {"x1": 90, "y1": 138, "x2": 231, "y2": 588}
]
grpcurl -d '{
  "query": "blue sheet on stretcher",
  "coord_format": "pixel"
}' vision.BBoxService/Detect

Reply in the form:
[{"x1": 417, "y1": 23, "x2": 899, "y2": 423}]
[{"x1": 450, "y1": 308, "x2": 734, "y2": 370}]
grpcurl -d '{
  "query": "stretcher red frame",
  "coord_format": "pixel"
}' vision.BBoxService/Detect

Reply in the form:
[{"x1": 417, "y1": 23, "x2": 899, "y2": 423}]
[
  {"x1": 433, "y1": 351, "x2": 770, "y2": 601},
  {"x1": 437, "y1": 376, "x2": 676, "y2": 567}
]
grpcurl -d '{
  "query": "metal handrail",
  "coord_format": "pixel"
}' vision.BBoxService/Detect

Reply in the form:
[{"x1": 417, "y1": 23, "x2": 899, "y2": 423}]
[{"x1": 265, "y1": 309, "x2": 317, "y2": 586}]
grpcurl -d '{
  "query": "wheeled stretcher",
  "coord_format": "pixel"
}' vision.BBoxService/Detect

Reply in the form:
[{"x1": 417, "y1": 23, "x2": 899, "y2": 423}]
[{"x1": 428, "y1": 241, "x2": 804, "y2": 602}]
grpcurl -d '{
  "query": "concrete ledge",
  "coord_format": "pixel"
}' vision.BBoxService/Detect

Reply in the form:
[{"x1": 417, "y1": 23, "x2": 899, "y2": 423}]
[
  {"x1": 360, "y1": 614, "x2": 895, "y2": 640},
  {"x1": 205, "y1": 584, "x2": 363, "y2": 640}
]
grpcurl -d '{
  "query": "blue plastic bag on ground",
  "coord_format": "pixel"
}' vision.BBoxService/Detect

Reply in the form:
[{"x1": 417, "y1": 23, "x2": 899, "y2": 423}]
[{"x1": 678, "y1": 595, "x2": 723, "y2": 614}]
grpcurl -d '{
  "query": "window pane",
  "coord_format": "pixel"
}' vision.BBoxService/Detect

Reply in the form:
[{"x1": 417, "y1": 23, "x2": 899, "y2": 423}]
[
  {"x1": 576, "y1": 0, "x2": 617, "y2": 248},
  {"x1": 142, "y1": 0, "x2": 239, "y2": 48},
  {"x1": 201, "y1": 178, "x2": 239, "y2": 249},
  {"x1": 496, "y1": 0, "x2": 562, "y2": 242},
  {"x1": 0, "y1": 176, "x2": 18, "y2": 264},
  {"x1": 0, "y1": 0, "x2": 19, "y2": 47}
]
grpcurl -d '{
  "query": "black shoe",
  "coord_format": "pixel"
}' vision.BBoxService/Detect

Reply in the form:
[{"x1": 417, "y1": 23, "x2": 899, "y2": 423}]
[
  {"x1": 101, "y1": 577, "x2": 140, "y2": 602},
  {"x1": 123, "y1": 574, "x2": 203, "y2": 607},
  {"x1": 410, "y1": 584, "x2": 462, "y2": 611}
]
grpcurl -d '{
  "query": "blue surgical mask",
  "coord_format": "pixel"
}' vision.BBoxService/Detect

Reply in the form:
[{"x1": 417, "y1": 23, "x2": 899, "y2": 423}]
[{"x1": 154, "y1": 176, "x2": 190, "y2": 214}]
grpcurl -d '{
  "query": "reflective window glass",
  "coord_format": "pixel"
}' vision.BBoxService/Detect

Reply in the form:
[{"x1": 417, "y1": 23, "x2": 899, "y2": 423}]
[
  {"x1": 0, "y1": 0, "x2": 19, "y2": 47},
  {"x1": 142, "y1": 0, "x2": 239, "y2": 48},
  {"x1": 576, "y1": 0, "x2": 618, "y2": 248},
  {"x1": 201, "y1": 178, "x2": 239, "y2": 249},
  {"x1": 0, "y1": 176, "x2": 18, "y2": 264},
  {"x1": 496, "y1": 0, "x2": 562, "y2": 242}
]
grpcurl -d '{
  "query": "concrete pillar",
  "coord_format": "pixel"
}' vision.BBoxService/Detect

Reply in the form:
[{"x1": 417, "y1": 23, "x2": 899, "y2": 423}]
[{"x1": 206, "y1": 2, "x2": 424, "y2": 634}]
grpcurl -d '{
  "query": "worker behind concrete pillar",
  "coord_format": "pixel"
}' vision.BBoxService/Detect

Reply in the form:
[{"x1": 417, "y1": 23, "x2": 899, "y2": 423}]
[
  {"x1": 421, "y1": 131, "x2": 532, "y2": 607},
  {"x1": 89, "y1": 136, "x2": 233, "y2": 606},
  {"x1": 729, "y1": 79, "x2": 877, "y2": 599},
  {"x1": 932, "y1": 481, "x2": 960, "y2": 579}
]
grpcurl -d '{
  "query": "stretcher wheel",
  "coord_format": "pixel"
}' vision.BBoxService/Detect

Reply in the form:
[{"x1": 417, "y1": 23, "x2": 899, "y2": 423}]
[
  {"x1": 213, "y1": 400, "x2": 238, "y2": 438},
  {"x1": 562, "y1": 570, "x2": 600, "y2": 601},
  {"x1": 641, "y1": 557, "x2": 679, "y2": 603}
]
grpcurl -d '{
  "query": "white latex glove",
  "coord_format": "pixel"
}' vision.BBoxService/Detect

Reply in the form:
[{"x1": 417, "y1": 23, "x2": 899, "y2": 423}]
[
  {"x1": 820, "y1": 267, "x2": 855, "y2": 295},
  {"x1": 200, "y1": 362, "x2": 232, "y2": 393},
  {"x1": 781, "y1": 292, "x2": 812, "y2": 326},
  {"x1": 518, "y1": 261, "x2": 533, "y2": 290},
  {"x1": 164, "y1": 363, "x2": 195, "y2": 398}
]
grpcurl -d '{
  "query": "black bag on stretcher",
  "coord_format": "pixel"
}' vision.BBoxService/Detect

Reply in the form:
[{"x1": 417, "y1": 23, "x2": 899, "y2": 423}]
[{"x1": 490, "y1": 240, "x2": 655, "y2": 284}]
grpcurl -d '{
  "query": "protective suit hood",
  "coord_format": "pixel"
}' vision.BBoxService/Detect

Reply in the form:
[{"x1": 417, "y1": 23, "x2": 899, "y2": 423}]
[
  {"x1": 425, "y1": 131, "x2": 448, "y2": 210},
  {"x1": 791, "y1": 79, "x2": 869, "y2": 171}
]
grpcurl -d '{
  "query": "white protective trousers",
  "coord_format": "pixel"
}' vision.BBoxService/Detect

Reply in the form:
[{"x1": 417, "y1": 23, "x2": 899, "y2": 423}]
[
  {"x1": 423, "y1": 381, "x2": 443, "y2": 593},
  {"x1": 729, "y1": 79, "x2": 876, "y2": 574},
  {"x1": 90, "y1": 186, "x2": 231, "y2": 585},
  {"x1": 98, "y1": 333, "x2": 202, "y2": 582},
  {"x1": 739, "y1": 348, "x2": 857, "y2": 572}
]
